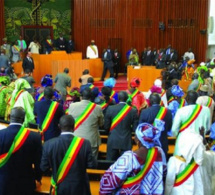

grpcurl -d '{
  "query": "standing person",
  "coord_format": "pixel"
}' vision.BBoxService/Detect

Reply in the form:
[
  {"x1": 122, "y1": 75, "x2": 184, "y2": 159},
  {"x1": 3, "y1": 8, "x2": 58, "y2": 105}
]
[
  {"x1": 126, "y1": 77, "x2": 146, "y2": 114},
  {"x1": 86, "y1": 40, "x2": 98, "y2": 59},
  {"x1": 67, "y1": 34, "x2": 75, "y2": 53},
  {"x1": 40, "y1": 115, "x2": 97, "y2": 195},
  {"x1": 17, "y1": 35, "x2": 27, "y2": 60},
  {"x1": 0, "y1": 37, "x2": 11, "y2": 59},
  {"x1": 100, "y1": 123, "x2": 167, "y2": 195},
  {"x1": 101, "y1": 47, "x2": 114, "y2": 81},
  {"x1": 21, "y1": 69, "x2": 35, "y2": 93},
  {"x1": 139, "y1": 93, "x2": 172, "y2": 158},
  {"x1": 79, "y1": 69, "x2": 92, "y2": 85},
  {"x1": 104, "y1": 91, "x2": 138, "y2": 160},
  {"x1": 187, "y1": 73, "x2": 200, "y2": 92},
  {"x1": 28, "y1": 38, "x2": 41, "y2": 54},
  {"x1": 22, "y1": 52, "x2": 35, "y2": 73},
  {"x1": 0, "y1": 107, "x2": 42, "y2": 195},
  {"x1": 196, "y1": 84, "x2": 215, "y2": 124},
  {"x1": 11, "y1": 40, "x2": 21, "y2": 63},
  {"x1": 113, "y1": 48, "x2": 121, "y2": 79},
  {"x1": 183, "y1": 48, "x2": 195, "y2": 60},
  {"x1": 145, "y1": 46, "x2": 154, "y2": 65},
  {"x1": 55, "y1": 33, "x2": 67, "y2": 51},
  {"x1": 34, "y1": 87, "x2": 64, "y2": 141},
  {"x1": 54, "y1": 68, "x2": 71, "y2": 101},
  {"x1": 172, "y1": 90, "x2": 211, "y2": 137},
  {"x1": 166, "y1": 49, "x2": 178, "y2": 64},
  {"x1": 0, "y1": 50, "x2": 10, "y2": 72},
  {"x1": 68, "y1": 88, "x2": 104, "y2": 158},
  {"x1": 141, "y1": 47, "x2": 147, "y2": 65},
  {"x1": 44, "y1": 35, "x2": 53, "y2": 54},
  {"x1": 156, "y1": 49, "x2": 167, "y2": 69}
]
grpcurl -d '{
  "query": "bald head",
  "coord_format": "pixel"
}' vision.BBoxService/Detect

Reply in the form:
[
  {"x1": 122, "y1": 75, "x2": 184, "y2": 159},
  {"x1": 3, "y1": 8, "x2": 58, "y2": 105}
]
[
  {"x1": 186, "y1": 90, "x2": 198, "y2": 105},
  {"x1": 118, "y1": 91, "x2": 128, "y2": 102},
  {"x1": 10, "y1": 107, "x2": 25, "y2": 123},
  {"x1": 59, "y1": 115, "x2": 75, "y2": 132},
  {"x1": 149, "y1": 93, "x2": 161, "y2": 105}
]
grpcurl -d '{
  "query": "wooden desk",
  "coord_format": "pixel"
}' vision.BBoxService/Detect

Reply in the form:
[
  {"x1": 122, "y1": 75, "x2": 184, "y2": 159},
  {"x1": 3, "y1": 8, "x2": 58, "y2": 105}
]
[{"x1": 127, "y1": 66, "x2": 191, "y2": 92}]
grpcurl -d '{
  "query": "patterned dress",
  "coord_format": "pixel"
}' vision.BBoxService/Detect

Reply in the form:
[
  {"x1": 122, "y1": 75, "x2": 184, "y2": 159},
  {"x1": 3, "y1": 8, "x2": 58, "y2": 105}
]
[{"x1": 100, "y1": 147, "x2": 166, "y2": 195}]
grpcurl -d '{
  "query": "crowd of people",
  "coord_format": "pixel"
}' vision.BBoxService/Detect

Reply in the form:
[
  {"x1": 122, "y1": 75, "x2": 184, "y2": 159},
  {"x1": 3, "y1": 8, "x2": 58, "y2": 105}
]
[{"x1": 1, "y1": 57, "x2": 215, "y2": 194}]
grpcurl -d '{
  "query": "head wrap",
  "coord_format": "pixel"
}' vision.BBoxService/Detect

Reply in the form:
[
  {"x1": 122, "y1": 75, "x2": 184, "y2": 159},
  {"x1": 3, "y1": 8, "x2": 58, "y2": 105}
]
[
  {"x1": 135, "y1": 123, "x2": 161, "y2": 149},
  {"x1": 104, "y1": 78, "x2": 116, "y2": 88},
  {"x1": 200, "y1": 62, "x2": 206, "y2": 66},
  {"x1": 0, "y1": 76, "x2": 10, "y2": 86},
  {"x1": 199, "y1": 84, "x2": 209, "y2": 93},
  {"x1": 187, "y1": 59, "x2": 195, "y2": 65},
  {"x1": 130, "y1": 78, "x2": 141, "y2": 88},
  {"x1": 41, "y1": 74, "x2": 53, "y2": 87},
  {"x1": 150, "y1": 85, "x2": 162, "y2": 94},
  {"x1": 171, "y1": 85, "x2": 184, "y2": 97},
  {"x1": 154, "y1": 79, "x2": 162, "y2": 87},
  {"x1": 10, "y1": 78, "x2": 31, "y2": 109}
]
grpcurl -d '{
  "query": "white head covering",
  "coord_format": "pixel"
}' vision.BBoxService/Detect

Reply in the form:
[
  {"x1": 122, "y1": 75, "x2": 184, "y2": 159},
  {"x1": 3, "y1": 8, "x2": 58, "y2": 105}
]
[
  {"x1": 200, "y1": 62, "x2": 206, "y2": 66},
  {"x1": 154, "y1": 79, "x2": 162, "y2": 87},
  {"x1": 174, "y1": 130, "x2": 204, "y2": 165}
]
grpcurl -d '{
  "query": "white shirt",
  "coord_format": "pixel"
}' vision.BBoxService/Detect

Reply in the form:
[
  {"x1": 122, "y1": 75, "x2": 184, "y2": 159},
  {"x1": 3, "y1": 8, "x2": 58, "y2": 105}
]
[
  {"x1": 86, "y1": 45, "x2": 98, "y2": 59},
  {"x1": 28, "y1": 42, "x2": 40, "y2": 54},
  {"x1": 183, "y1": 51, "x2": 195, "y2": 60}
]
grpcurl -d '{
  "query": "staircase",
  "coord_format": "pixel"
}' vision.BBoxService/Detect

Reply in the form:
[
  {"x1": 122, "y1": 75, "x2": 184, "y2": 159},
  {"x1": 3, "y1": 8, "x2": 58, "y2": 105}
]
[{"x1": 94, "y1": 76, "x2": 128, "y2": 92}]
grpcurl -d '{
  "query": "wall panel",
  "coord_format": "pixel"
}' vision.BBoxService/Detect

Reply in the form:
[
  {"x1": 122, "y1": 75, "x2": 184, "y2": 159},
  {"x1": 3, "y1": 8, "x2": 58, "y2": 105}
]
[{"x1": 74, "y1": 0, "x2": 209, "y2": 70}]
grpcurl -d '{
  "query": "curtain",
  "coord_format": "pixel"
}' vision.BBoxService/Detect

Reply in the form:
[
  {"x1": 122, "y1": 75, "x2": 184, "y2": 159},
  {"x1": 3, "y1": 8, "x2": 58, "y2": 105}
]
[{"x1": 0, "y1": 0, "x2": 5, "y2": 45}]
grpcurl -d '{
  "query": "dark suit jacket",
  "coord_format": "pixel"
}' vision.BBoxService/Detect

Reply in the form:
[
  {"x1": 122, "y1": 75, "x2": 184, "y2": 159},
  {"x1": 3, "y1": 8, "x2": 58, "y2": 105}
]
[
  {"x1": 113, "y1": 52, "x2": 121, "y2": 65},
  {"x1": 139, "y1": 105, "x2": 172, "y2": 157},
  {"x1": 102, "y1": 51, "x2": 114, "y2": 68},
  {"x1": 34, "y1": 99, "x2": 64, "y2": 141},
  {"x1": 40, "y1": 134, "x2": 97, "y2": 195},
  {"x1": 22, "y1": 57, "x2": 35, "y2": 72},
  {"x1": 67, "y1": 40, "x2": 75, "y2": 53},
  {"x1": 0, "y1": 124, "x2": 42, "y2": 195},
  {"x1": 55, "y1": 38, "x2": 67, "y2": 51},
  {"x1": 145, "y1": 50, "x2": 154, "y2": 65},
  {"x1": 166, "y1": 52, "x2": 178, "y2": 63},
  {"x1": 104, "y1": 103, "x2": 139, "y2": 150}
]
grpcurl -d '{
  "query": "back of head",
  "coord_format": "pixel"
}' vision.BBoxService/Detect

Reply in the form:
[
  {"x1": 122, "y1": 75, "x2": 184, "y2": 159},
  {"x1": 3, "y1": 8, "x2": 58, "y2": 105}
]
[
  {"x1": 81, "y1": 88, "x2": 92, "y2": 100},
  {"x1": 101, "y1": 86, "x2": 111, "y2": 97},
  {"x1": 59, "y1": 115, "x2": 75, "y2": 132},
  {"x1": 171, "y1": 79, "x2": 179, "y2": 86},
  {"x1": 192, "y1": 73, "x2": 199, "y2": 80},
  {"x1": 10, "y1": 107, "x2": 25, "y2": 123},
  {"x1": 64, "y1": 68, "x2": 69, "y2": 74},
  {"x1": 149, "y1": 93, "x2": 161, "y2": 105},
  {"x1": 44, "y1": 86, "x2": 54, "y2": 99},
  {"x1": 118, "y1": 91, "x2": 128, "y2": 102},
  {"x1": 83, "y1": 69, "x2": 89, "y2": 75},
  {"x1": 186, "y1": 90, "x2": 198, "y2": 104},
  {"x1": 87, "y1": 77, "x2": 94, "y2": 84}
]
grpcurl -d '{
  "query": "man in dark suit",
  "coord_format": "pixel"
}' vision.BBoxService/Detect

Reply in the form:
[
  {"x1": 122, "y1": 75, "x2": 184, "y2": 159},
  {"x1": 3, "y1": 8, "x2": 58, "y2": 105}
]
[
  {"x1": 34, "y1": 87, "x2": 64, "y2": 141},
  {"x1": 0, "y1": 107, "x2": 42, "y2": 195},
  {"x1": 145, "y1": 46, "x2": 154, "y2": 65},
  {"x1": 155, "y1": 48, "x2": 167, "y2": 69},
  {"x1": 55, "y1": 33, "x2": 67, "y2": 51},
  {"x1": 139, "y1": 93, "x2": 172, "y2": 159},
  {"x1": 166, "y1": 49, "x2": 178, "y2": 65},
  {"x1": 113, "y1": 48, "x2": 121, "y2": 79},
  {"x1": 101, "y1": 47, "x2": 114, "y2": 81},
  {"x1": 40, "y1": 115, "x2": 97, "y2": 195},
  {"x1": 22, "y1": 52, "x2": 35, "y2": 72},
  {"x1": 104, "y1": 91, "x2": 139, "y2": 160},
  {"x1": 67, "y1": 35, "x2": 75, "y2": 53}
]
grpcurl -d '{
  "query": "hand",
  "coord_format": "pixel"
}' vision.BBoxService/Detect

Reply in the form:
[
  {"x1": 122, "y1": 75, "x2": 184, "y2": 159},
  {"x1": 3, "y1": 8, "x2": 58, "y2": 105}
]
[{"x1": 199, "y1": 126, "x2": 205, "y2": 137}]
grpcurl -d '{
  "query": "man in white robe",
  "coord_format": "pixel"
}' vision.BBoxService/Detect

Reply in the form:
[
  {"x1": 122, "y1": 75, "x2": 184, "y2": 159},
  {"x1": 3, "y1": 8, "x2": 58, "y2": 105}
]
[{"x1": 86, "y1": 40, "x2": 98, "y2": 59}]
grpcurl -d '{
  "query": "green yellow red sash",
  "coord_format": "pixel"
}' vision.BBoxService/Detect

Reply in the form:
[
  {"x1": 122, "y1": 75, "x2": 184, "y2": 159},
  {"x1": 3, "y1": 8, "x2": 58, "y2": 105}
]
[
  {"x1": 0, "y1": 126, "x2": 30, "y2": 168},
  {"x1": 89, "y1": 84, "x2": 95, "y2": 90},
  {"x1": 130, "y1": 89, "x2": 139, "y2": 99},
  {"x1": 179, "y1": 105, "x2": 202, "y2": 133},
  {"x1": 0, "y1": 86, "x2": 6, "y2": 93},
  {"x1": 168, "y1": 96, "x2": 175, "y2": 104},
  {"x1": 110, "y1": 104, "x2": 132, "y2": 131},
  {"x1": 174, "y1": 158, "x2": 199, "y2": 187},
  {"x1": 40, "y1": 101, "x2": 59, "y2": 140},
  {"x1": 74, "y1": 102, "x2": 97, "y2": 130},
  {"x1": 65, "y1": 108, "x2": 69, "y2": 115},
  {"x1": 122, "y1": 147, "x2": 158, "y2": 188},
  {"x1": 46, "y1": 39, "x2": 52, "y2": 47},
  {"x1": 15, "y1": 90, "x2": 25, "y2": 102},
  {"x1": 51, "y1": 136, "x2": 84, "y2": 195},
  {"x1": 13, "y1": 45, "x2": 20, "y2": 52},
  {"x1": 38, "y1": 92, "x2": 44, "y2": 101},
  {"x1": 161, "y1": 89, "x2": 165, "y2": 97},
  {"x1": 179, "y1": 99, "x2": 186, "y2": 108},
  {"x1": 153, "y1": 107, "x2": 167, "y2": 126},
  {"x1": 90, "y1": 45, "x2": 97, "y2": 55},
  {"x1": 110, "y1": 90, "x2": 116, "y2": 99},
  {"x1": 206, "y1": 97, "x2": 213, "y2": 107}
]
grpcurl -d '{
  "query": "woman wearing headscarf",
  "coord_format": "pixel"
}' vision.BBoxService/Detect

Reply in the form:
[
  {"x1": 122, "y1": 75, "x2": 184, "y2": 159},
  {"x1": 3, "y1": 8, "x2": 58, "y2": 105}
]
[
  {"x1": 165, "y1": 129, "x2": 215, "y2": 195},
  {"x1": 100, "y1": 123, "x2": 167, "y2": 195},
  {"x1": 35, "y1": 74, "x2": 62, "y2": 103},
  {"x1": 0, "y1": 76, "x2": 11, "y2": 119},
  {"x1": 7, "y1": 78, "x2": 35, "y2": 127},
  {"x1": 167, "y1": 85, "x2": 186, "y2": 118},
  {"x1": 126, "y1": 77, "x2": 146, "y2": 113}
]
